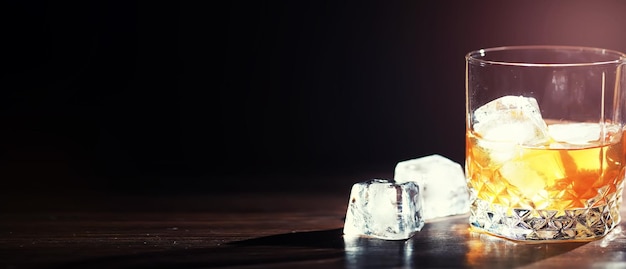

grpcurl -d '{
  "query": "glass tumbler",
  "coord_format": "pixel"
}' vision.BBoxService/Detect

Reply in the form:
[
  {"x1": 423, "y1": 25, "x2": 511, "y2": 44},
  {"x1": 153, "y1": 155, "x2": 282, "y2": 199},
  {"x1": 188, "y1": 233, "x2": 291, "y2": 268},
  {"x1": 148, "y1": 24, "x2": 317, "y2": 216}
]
[{"x1": 465, "y1": 45, "x2": 626, "y2": 241}]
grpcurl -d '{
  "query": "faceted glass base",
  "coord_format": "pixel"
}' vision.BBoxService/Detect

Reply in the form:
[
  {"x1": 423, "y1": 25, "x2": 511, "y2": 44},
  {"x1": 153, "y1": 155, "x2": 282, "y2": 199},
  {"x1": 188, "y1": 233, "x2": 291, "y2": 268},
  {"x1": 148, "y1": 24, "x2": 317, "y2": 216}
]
[{"x1": 469, "y1": 198, "x2": 622, "y2": 241}]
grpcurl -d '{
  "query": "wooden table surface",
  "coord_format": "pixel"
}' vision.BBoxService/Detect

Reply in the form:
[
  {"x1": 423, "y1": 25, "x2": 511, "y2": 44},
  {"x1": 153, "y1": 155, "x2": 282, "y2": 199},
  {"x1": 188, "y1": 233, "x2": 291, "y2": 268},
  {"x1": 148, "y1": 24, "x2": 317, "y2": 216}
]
[{"x1": 2, "y1": 186, "x2": 626, "y2": 269}]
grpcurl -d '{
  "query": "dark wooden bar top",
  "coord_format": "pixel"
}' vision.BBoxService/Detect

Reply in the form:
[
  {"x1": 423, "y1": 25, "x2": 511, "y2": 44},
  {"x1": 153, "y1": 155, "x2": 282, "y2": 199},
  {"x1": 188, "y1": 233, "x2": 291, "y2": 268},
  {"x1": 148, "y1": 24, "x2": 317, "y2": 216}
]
[{"x1": 3, "y1": 184, "x2": 626, "y2": 269}]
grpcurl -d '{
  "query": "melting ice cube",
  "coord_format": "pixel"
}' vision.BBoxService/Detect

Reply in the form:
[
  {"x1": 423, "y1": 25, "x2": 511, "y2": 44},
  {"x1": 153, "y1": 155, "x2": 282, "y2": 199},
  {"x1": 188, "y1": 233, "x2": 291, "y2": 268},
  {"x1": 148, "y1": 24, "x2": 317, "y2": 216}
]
[
  {"x1": 394, "y1": 154, "x2": 469, "y2": 220},
  {"x1": 548, "y1": 123, "x2": 623, "y2": 149},
  {"x1": 473, "y1": 95, "x2": 550, "y2": 147},
  {"x1": 343, "y1": 179, "x2": 424, "y2": 240}
]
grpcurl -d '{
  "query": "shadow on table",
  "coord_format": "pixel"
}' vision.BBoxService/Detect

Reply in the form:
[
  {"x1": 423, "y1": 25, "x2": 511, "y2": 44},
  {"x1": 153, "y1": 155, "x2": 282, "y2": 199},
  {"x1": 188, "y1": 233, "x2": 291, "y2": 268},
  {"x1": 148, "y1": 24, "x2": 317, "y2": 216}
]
[
  {"x1": 229, "y1": 228, "x2": 346, "y2": 249},
  {"x1": 231, "y1": 223, "x2": 590, "y2": 268},
  {"x1": 51, "y1": 225, "x2": 591, "y2": 269},
  {"x1": 51, "y1": 229, "x2": 346, "y2": 269}
]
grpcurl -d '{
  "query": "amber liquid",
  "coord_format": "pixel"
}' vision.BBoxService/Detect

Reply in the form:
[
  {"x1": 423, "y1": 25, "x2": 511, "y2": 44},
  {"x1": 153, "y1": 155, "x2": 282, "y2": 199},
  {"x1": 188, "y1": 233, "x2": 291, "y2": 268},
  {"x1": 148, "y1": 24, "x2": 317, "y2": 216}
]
[
  {"x1": 466, "y1": 123, "x2": 626, "y2": 214},
  {"x1": 467, "y1": 120, "x2": 626, "y2": 241}
]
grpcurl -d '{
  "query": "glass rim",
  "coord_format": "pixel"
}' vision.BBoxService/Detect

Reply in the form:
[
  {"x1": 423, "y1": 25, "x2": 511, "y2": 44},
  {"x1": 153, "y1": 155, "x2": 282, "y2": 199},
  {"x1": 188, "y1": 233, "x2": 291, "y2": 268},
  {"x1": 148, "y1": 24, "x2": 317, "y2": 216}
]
[{"x1": 466, "y1": 45, "x2": 626, "y2": 67}]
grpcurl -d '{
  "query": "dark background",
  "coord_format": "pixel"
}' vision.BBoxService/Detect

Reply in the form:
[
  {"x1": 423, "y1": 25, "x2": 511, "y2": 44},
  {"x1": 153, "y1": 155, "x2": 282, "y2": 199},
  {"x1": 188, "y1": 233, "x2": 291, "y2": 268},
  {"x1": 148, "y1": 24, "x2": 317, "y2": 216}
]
[{"x1": 3, "y1": 1, "x2": 626, "y2": 194}]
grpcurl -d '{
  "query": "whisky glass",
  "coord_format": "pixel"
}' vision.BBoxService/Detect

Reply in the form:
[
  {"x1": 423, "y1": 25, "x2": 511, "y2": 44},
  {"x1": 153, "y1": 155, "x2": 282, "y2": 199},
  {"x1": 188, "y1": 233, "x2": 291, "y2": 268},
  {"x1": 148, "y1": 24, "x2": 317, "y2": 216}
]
[{"x1": 465, "y1": 45, "x2": 626, "y2": 241}]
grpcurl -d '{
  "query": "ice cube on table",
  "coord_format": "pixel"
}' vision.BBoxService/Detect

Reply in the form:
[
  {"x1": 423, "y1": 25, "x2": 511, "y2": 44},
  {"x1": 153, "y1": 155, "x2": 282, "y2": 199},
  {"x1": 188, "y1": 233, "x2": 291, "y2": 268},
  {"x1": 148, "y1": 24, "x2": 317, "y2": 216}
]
[
  {"x1": 473, "y1": 95, "x2": 550, "y2": 147},
  {"x1": 394, "y1": 154, "x2": 469, "y2": 220},
  {"x1": 343, "y1": 179, "x2": 424, "y2": 240}
]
